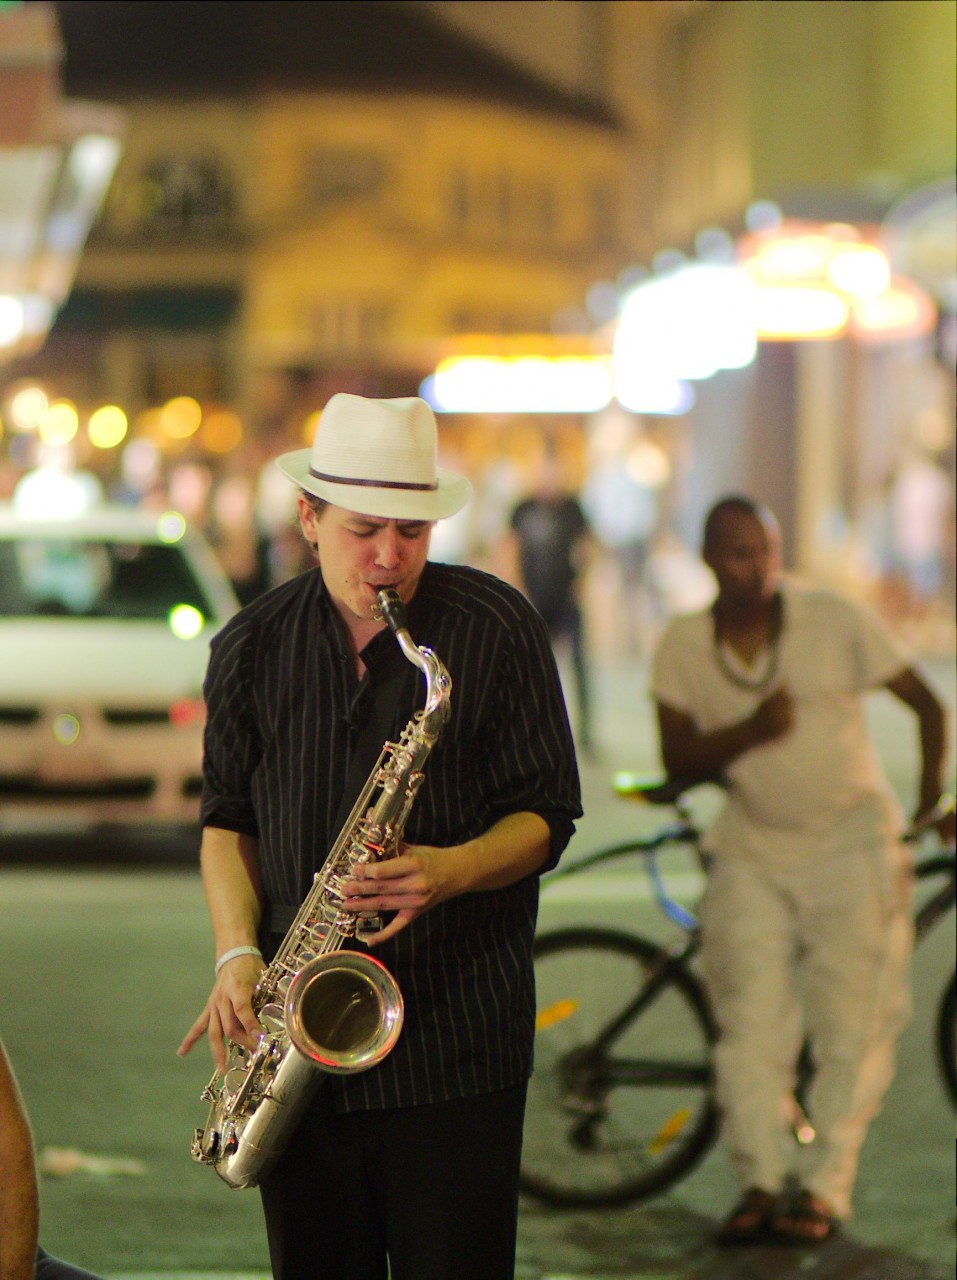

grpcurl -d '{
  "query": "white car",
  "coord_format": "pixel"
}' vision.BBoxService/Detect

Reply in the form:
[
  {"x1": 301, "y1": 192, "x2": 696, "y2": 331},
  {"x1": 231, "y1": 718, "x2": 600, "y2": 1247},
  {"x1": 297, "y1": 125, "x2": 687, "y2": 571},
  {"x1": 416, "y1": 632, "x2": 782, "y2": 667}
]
[{"x1": 0, "y1": 503, "x2": 241, "y2": 832}]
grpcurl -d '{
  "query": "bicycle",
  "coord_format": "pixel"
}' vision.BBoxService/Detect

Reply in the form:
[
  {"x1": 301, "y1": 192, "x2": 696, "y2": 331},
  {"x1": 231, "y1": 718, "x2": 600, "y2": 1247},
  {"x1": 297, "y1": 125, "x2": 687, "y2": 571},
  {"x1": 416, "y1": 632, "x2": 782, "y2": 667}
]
[{"x1": 519, "y1": 776, "x2": 956, "y2": 1209}]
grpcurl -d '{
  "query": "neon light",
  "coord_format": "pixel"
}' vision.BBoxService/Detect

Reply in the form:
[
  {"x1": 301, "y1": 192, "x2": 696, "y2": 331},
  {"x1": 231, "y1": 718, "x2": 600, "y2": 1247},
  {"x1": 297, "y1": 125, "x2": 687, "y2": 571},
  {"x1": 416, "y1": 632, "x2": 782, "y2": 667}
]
[
  {"x1": 752, "y1": 286, "x2": 848, "y2": 339},
  {"x1": 850, "y1": 279, "x2": 937, "y2": 343},
  {"x1": 827, "y1": 245, "x2": 891, "y2": 297},
  {"x1": 615, "y1": 265, "x2": 757, "y2": 384},
  {"x1": 423, "y1": 356, "x2": 615, "y2": 414},
  {"x1": 614, "y1": 372, "x2": 696, "y2": 416}
]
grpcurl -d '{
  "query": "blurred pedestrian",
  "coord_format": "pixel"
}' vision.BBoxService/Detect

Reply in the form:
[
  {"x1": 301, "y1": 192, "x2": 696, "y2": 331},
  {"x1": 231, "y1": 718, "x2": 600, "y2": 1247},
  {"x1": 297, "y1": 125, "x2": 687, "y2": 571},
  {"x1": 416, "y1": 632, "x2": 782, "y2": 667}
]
[
  {"x1": 0, "y1": 1035, "x2": 104, "y2": 1280},
  {"x1": 179, "y1": 394, "x2": 582, "y2": 1280},
  {"x1": 209, "y1": 473, "x2": 273, "y2": 606},
  {"x1": 650, "y1": 494, "x2": 953, "y2": 1245},
  {"x1": 507, "y1": 449, "x2": 594, "y2": 752},
  {"x1": 581, "y1": 448, "x2": 659, "y2": 656},
  {"x1": 886, "y1": 449, "x2": 954, "y2": 625}
]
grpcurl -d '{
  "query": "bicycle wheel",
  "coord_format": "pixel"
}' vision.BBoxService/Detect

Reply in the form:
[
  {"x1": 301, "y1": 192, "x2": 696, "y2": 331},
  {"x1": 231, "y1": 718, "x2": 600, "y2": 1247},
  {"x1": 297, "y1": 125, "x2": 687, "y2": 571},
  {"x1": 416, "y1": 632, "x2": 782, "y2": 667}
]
[
  {"x1": 936, "y1": 970, "x2": 956, "y2": 1105},
  {"x1": 521, "y1": 927, "x2": 719, "y2": 1208}
]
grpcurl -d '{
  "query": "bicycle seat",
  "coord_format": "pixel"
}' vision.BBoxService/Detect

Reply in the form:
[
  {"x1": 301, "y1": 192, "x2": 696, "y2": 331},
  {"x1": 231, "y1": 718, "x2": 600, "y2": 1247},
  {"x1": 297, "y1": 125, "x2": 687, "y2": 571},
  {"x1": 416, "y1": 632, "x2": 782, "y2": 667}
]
[{"x1": 612, "y1": 772, "x2": 725, "y2": 805}]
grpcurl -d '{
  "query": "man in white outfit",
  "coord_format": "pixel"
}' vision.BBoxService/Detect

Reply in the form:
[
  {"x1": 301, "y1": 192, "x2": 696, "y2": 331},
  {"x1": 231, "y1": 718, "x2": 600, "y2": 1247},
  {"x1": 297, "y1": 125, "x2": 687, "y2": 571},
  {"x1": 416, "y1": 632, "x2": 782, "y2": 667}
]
[{"x1": 650, "y1": 495, "x2": 953, "y2": 1245}]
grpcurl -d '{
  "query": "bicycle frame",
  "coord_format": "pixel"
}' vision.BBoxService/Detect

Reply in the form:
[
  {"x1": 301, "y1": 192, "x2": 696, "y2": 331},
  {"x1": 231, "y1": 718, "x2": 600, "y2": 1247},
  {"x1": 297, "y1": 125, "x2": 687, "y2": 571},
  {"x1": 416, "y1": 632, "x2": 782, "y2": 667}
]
[
  {"x1": 523, "y1": 780, "x2": 955, "y2": 1210},
  {"x1": 541, "y1": 806, "x2": 710, "y2": 1087},
  {"x1": 914, "y1": 852, "x2": 956, "y2": 944},
  {"x1": 544, "y1": 786, "x2": 954, "y2": 1127}
]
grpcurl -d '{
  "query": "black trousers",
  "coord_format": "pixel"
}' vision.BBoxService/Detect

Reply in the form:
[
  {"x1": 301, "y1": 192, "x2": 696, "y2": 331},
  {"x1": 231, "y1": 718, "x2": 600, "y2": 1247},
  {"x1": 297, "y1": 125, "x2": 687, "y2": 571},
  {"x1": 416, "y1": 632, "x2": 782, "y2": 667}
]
[
  {"x1": 259, "y1": 1083, "x2": 528, "y2": 1280},
  {"x1": 35, "y1": 1247, "x2": 103, "y2": 1280},
  {"x1": 536, "y1": 599, "x2": 591, "y2": 748}
]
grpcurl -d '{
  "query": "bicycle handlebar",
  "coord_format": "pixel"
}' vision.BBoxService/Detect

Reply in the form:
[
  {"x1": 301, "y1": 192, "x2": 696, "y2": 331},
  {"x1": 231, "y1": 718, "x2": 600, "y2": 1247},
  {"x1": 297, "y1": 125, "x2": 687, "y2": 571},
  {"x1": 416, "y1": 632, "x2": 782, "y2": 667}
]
[
  {"x1": 549, "y1": 778, "x2": 954, "y2": 940},
  {"x1": 547, "y1": 823, "x2": 698, "y2": 881},
  {"x1": 903, "y1": 793, "x2": 956, "y2": 843},
  {"x1": 612, "y1": 771, "x2": 726, "y2": 806}
]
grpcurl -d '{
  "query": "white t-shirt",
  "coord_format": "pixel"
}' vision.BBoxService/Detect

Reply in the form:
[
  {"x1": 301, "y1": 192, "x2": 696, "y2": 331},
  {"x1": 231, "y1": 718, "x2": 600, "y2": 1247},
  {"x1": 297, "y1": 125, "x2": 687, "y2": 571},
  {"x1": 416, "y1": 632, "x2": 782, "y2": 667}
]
[{"x1": 651, "y1": 580, "x2": 911, "y2": 864}]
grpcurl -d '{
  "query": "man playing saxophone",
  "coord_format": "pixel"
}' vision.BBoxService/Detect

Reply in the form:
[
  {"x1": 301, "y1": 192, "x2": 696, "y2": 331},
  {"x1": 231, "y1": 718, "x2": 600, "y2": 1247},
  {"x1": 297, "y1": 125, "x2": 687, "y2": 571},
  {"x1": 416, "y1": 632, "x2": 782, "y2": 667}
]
[{"x1": 178, "y1": 394, "x2": 582, "y2": 1280}]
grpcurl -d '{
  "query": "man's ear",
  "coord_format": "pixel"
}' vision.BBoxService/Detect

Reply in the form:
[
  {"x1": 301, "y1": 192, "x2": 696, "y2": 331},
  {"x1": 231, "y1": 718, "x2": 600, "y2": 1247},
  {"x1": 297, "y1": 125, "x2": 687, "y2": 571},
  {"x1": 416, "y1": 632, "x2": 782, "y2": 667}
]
[{"x1": 297, "y1": 495, "x2": 320, "y2": 553}]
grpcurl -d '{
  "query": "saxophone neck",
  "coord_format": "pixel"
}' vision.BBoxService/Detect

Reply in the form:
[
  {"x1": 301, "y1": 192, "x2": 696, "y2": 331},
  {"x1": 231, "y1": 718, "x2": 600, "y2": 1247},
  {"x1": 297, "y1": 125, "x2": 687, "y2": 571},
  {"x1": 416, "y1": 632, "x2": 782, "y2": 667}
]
[
  {"x1": 395, "y1": 632, "x2": 450, "y2": 731},
  {"x1": 376, "y1": 588, "x2": 451, "y2": 729},
  {"x1": 419, "y1": 646, "x2": 452, "y2": 731}
]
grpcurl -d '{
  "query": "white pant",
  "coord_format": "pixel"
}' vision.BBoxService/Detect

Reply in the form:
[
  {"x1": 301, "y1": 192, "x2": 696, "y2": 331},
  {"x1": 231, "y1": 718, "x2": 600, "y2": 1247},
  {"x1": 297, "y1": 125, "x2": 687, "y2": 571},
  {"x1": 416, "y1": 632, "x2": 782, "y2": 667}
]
[{"x1": 700, "y1": 841, "x2": 913, "y2": 1219}]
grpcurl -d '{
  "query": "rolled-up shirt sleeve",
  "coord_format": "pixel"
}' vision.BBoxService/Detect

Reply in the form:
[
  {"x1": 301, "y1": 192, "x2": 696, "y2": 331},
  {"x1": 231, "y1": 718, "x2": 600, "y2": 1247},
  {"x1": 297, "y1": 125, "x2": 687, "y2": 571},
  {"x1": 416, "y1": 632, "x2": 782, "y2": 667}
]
[
  {"x1": 200, "y1": 618, "x2": 262, "y2": 837},
  {"x1": 480, "y1": 593, "x2": 582, "y2": 871}
]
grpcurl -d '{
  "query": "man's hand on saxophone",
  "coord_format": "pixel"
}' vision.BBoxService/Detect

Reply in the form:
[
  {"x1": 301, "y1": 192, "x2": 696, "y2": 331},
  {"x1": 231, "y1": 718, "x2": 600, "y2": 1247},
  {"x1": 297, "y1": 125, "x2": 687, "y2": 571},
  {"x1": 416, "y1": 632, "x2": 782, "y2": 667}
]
[
  {"x1": 341, "y1": 814, "x2": 553, "y2": 946},
  {"x1": 339, "y1": 842, "x2": 449, "y2": 945}
]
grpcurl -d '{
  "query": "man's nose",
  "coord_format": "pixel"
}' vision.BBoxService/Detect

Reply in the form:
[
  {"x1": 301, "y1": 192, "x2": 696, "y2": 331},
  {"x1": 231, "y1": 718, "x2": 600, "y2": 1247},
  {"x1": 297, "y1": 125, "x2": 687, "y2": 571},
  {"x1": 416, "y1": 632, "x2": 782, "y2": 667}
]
[{"x1": 374, "y1": 526, "x2": 401, "y2": 567}]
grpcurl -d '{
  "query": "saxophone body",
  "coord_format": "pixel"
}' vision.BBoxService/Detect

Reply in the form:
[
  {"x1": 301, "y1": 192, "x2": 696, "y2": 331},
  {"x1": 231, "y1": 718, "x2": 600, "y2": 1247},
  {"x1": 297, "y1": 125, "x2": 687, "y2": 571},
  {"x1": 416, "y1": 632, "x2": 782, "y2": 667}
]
[{"x1": 191, "y1": 588, "x2": 451, "y2": 1189}]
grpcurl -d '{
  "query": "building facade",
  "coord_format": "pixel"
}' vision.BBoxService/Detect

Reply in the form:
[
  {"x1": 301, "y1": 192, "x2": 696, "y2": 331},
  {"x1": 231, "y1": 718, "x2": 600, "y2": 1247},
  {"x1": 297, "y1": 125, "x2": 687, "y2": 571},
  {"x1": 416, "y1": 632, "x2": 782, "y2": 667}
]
[{"x1": 3, "y1": 1, "x2": 953, "y2": 649}]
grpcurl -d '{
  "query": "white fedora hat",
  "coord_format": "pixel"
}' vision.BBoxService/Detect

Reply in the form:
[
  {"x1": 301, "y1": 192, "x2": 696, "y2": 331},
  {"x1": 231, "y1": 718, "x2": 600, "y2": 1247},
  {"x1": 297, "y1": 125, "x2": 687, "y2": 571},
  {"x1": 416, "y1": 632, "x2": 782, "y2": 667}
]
[{"x1": 275, "y1": 393, "x2": 471, "y2": 521}]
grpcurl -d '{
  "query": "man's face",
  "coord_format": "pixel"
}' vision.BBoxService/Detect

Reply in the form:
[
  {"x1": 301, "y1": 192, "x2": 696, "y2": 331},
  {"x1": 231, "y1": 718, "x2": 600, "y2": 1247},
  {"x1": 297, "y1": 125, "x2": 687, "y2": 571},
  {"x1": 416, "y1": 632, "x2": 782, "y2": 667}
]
[
  {"x1": 703, "y1": 509, "x2": 780, "y2": 607},
  {"x1": 299, "y1": 497, "x2": 433, "y2": 623}
]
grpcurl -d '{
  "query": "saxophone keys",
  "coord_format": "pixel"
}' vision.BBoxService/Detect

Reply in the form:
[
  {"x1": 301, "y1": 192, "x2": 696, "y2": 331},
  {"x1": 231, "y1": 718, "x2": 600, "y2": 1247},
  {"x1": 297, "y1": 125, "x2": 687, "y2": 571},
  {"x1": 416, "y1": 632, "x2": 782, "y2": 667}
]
[
  {"x1": 192, "y1": 1126, "x2": 218, "y2": 1163},
  {"x1": 259, "y1": 1002, "x2": 285, "y2": 1033},
  {"x1": 355, "y1": 914, "x2": 383, "y2": 940},
  {"x1": 224, "y1": 1065, "x2": 250, "y2": 1095}
]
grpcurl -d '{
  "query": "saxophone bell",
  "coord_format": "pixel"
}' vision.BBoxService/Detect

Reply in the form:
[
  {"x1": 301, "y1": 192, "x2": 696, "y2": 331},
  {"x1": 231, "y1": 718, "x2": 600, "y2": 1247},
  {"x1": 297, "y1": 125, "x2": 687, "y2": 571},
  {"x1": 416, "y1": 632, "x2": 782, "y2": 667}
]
[{"x1": 285, "y1": 950, "x2": 404, "y2": 1074}]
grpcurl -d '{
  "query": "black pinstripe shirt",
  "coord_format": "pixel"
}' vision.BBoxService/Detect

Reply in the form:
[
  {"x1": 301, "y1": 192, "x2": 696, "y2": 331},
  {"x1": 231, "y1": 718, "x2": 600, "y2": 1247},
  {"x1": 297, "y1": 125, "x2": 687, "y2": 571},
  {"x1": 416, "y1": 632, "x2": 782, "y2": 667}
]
[{"x1": 200, "y1": 560, "x2": 582, "y2": 1110}]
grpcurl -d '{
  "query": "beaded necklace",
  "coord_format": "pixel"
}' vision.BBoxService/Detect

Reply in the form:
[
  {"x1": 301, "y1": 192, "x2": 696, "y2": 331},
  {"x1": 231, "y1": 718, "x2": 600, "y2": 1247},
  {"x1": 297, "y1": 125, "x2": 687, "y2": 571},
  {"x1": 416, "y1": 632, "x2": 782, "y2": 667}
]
[{"x1": 711, "y1": 593, "x2": 783, "y2": 694}]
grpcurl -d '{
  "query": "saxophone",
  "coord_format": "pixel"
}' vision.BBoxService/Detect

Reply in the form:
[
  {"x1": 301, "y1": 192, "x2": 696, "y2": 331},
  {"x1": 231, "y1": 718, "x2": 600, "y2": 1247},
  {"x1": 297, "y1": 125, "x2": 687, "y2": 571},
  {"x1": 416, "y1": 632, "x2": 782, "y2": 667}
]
[{"x1": 191, "y1": 587, "x2": 451, "y2": 1189}]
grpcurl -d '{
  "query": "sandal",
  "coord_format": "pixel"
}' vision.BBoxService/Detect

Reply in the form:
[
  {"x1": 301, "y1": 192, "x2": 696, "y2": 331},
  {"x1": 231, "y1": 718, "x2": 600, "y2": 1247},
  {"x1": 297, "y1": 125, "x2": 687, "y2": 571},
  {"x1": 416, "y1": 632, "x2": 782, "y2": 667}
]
[
  {"x1": 715, "y1": 1187, "x2": 778, "y2": 1245},
  {"x1": 773, "y1": 1189, "x2": 837, "y2": 1244}
]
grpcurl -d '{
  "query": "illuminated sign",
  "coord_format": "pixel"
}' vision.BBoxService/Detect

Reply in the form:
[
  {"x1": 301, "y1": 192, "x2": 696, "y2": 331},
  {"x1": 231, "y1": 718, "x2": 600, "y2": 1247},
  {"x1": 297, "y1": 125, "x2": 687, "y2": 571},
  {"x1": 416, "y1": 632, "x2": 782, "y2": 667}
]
[
  {"x1": 420, "y1": 220, "x2": 936, "y2": 415},
  {"x1": 422, "y1": 355, "x2": 615, "y2": 414}
]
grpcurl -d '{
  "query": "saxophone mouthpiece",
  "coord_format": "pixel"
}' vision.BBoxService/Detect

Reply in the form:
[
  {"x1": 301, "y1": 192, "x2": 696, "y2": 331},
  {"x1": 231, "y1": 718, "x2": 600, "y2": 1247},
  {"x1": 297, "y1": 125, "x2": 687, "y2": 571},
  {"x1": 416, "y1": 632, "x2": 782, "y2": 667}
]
[{"x1": 375, "y1": 588, "x2": 407, "y2": 635}]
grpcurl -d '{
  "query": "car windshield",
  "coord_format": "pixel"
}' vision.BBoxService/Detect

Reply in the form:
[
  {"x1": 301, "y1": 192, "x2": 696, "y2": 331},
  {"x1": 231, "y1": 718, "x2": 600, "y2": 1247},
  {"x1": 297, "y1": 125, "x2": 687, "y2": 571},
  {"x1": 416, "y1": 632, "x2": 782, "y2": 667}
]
[{"x1": 0, "y1": 538, "x2": 215, "y2": 620}]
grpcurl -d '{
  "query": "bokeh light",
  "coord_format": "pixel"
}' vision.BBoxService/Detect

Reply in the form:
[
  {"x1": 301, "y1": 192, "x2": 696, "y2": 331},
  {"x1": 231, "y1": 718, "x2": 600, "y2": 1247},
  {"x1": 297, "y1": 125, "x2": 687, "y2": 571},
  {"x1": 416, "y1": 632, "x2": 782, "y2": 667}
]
[
  {"x1": 8, "y1": 384, "x2": 48, "y2": 431},
  {"x1": 52, "y1": 712, "x2": 81, "y2": 746},
  {"x1": 120, "y1": 438, "x2": 161, "y2": 496},
  {"x1": 0, "y1": 296, "x2": 25, "y2": 348},
  {"x1": 156, "y1": 510, "x2": 187, "y2": 543},
  {"x1": 168, "y1": 603, "x2": 205, "y2": 639},
  {"x1": 88, "y1": 404, "x2": 129, "y2": 449},
  {"x1": 828, "y1": 244, "x2": 892, "y2": 297},
  {"x1": 159, "y1": 396, "x2": 202, "y2": 441},
  {"x1": 38, "y1": 399, "x2": 79, "y2": 446},
  {"x1": 12, "y1": 466, "x2": 103, "y2": 518},
  {"x1": 199, "y1": 408, "x2": 243, "y2": 454}
]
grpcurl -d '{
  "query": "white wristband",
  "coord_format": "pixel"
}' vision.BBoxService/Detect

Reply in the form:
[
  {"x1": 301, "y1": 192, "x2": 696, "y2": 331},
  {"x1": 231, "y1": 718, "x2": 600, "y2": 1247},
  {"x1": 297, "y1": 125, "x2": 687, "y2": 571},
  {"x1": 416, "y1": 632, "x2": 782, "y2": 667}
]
[{"x1": 214, "y1": 945, "x2": 262, "y2": 976}]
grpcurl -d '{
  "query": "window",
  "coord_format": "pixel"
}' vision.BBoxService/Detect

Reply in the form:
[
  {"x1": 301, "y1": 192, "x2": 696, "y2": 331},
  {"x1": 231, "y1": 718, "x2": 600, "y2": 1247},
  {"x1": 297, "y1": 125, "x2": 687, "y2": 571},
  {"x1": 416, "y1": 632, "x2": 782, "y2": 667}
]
[
  {"x1": 0, "y1": 540, "x2": 214, "y2": 619},
  {"x1": 302, "y1": 148, "x2": 385, "y2": 209},
  {"x1": 136, "y1": 154, "x2": 235, "y2": 233}
]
